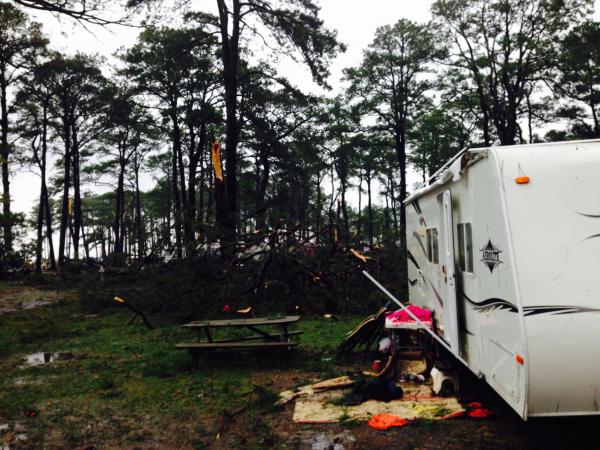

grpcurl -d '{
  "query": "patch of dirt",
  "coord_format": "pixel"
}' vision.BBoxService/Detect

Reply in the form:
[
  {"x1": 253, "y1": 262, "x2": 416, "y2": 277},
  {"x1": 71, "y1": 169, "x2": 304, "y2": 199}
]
[
  {"x1": 0, "y1": 288, "x2": 65, "y2": 316},
  {"x1": 287, "y1": 429, "x2": 356, "y2": 449}
]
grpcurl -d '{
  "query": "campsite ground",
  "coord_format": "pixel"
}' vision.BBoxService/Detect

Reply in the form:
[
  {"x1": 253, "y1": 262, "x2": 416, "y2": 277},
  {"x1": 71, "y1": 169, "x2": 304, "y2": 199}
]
[{"x1": 0, "y1": 280, "x2": 598, "y2": 449}]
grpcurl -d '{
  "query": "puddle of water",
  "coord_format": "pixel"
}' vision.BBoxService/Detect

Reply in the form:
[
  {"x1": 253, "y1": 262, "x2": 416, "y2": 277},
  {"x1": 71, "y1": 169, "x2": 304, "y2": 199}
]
[
  {"x1": 21, "y1": 299, "x2": 52, "y2": 311},
  {"x1": 23, "y1": 352, "x2": 74, "y2": 367}
]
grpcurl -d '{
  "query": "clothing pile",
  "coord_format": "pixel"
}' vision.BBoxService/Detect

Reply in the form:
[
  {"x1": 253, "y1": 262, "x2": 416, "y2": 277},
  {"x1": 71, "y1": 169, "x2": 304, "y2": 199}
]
[{"x1": 340, "y1": 374, "x2": 403, "y2": 406}]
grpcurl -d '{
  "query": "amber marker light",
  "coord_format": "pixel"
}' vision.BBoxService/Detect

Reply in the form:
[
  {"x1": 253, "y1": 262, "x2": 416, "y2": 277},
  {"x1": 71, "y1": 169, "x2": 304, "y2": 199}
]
[
  {"x1": 515, "y1": 176, "x2": 530, "y2": 184},
  {"x1": 516, "y1": 354, "x2": 525, "y2": 365}
]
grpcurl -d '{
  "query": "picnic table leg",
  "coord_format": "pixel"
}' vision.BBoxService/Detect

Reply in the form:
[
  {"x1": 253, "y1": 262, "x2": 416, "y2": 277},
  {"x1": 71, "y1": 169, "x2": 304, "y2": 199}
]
[
  {"x1": 281, "y1": 324, "x2": 289, "y2": 342},
  {"x1": 190, "y1": 350, "x2": 199, "y2": 371},
  {"x1": 205, "y1": 328, "x2": 213, "y2": 343}
]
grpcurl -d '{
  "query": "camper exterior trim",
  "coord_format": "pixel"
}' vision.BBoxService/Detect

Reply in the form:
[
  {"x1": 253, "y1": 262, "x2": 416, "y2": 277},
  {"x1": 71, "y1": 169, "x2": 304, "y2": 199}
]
[{"x1": 405, "y1": 139, "x2": 600, "y2": 419}]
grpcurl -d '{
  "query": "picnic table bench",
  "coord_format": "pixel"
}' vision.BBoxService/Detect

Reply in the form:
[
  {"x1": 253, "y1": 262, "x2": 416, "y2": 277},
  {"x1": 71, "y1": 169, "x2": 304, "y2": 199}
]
[{"x1": 177, "y1": 315, "x2": 302, "y2": 369}]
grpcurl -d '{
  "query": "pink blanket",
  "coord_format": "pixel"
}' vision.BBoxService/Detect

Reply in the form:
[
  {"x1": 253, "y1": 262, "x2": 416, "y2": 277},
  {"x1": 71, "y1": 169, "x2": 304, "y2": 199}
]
[{"x1": 386, "y1": 305, "x2": 432, "y2": 325}]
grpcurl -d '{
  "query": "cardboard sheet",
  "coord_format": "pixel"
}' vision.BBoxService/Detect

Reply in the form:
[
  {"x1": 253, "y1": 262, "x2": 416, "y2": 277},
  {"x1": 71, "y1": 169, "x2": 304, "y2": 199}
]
[{"x1": 292, "y1": 383, "x2": 463, "y2": 423}]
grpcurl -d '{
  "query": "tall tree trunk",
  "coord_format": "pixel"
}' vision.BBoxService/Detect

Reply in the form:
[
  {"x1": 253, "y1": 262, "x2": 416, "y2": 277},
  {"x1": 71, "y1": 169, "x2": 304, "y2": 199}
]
[
  {"x1": 0, "y1": 75, "x2": 11, "y2": 254},
  {"x1": 394, "y1": 130, "x2": 407, "y2": 235},
  {"x1": 340, "y1": 180, "x2": 349, "y2": 246},
  {"x1": 114, "y1": 158, "x2": 125, "y2": 255},
  {"x1": 40, "y1": 99, "x2": 56, "y2": 271},
  {"x1": 186, "y1": 121, "x2": 206, "y2": 254},
  {"x1": 134, "y1": 166, "x2": 144, "y2": 259},
  {"x1": 71, "y1": 134, "x2": 82, "y2": 260},
  {"x1": 357, "y1": 171, "x2": 363, "y2": 242},
  {"x1": 101, "y1": 230, "x2": 107, "y2": 261},
  {"x1": 255, "y1": 151, "x2": 270, "y2": 230},
  {"x1": 58, "y1": 104, "x2": 72, "y2": 269},
  {"x1": 81, "y1": 224, "x2": 90, "y2": 259},
  {"x1": 171, "y1": 134, "x2": 183, "y2": 259},
  {"x1": 35, "y1": 185, "x2": 44, "y2": 273},
  {"x1": 198, "y1": 137, "x2": 206, "y2": 226},
  {"x1": 206, "y1": 143, "x2": 214, "y2": 223},
  {"x1": 315, "y1": 175, "x2": 322, "y2": 243},
  {"x1": 389, "y1": 173, "x2": 398, "y2": 231},
  {"x1": 526, "y1": 90, "x2": 534, "y2": 144},
  {"x1": 212, "y1": 142, "x2": 228, "y2": 256},
  {"x1": 42, "y1": 183, "x2": 56, "y2": 270},
  {"x1": 217, "y1": 0, "x2": 241, "y2": 243},
  {"x1": 302, "y1": 177, "x2": 310, "y2": 239},
  {"x1": 366, "y1": 169, "x2": 374, "y2": 248},
  {"x1": 340, "y1": 179, "x2": 350, "y2": 247},
  {"x1": 35, "y1": 99, "x2": 49, "y2": 273}
]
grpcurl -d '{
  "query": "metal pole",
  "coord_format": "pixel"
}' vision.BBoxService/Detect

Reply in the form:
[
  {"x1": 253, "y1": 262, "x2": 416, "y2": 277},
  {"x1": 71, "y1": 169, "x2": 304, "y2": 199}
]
[{"x1": 362, "y1": 270, "x2": 482, "y2": 377}]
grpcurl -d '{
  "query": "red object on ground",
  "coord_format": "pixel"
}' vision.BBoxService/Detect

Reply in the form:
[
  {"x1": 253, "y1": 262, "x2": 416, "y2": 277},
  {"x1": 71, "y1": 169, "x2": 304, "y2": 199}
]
[
  {"x1": 466, "y1": 402, "x2": 493, "y2": 419},
  {"x1": 24, "y1": 410, "x2": 37, "y2": 418},
  {"x1": 368, "y1": 413, "x2": 409, "y2": 430},
  {"x1": 222, "y1": 304, "x2": 231, "y2": 312},
  {"x1": 386, "y1": 305, "x2": 433, "y2": 325},
  {"x1": 440, "y1": 402, "x2": 493, "y2": 420}
]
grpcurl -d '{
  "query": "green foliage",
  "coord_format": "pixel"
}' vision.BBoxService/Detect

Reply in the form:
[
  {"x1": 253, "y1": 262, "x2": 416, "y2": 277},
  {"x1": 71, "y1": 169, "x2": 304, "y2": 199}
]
[
  {"x1": 76, "y1": 229, "x2": 405, "y2": 324},
  {"x1": 410, "y1": 107, "x2": 472, "y2": 180},
  {"x1": 344, "y1": 19, "x2": 441, "y2": 143},
  {"x1": 557, "y1": 20, "x2": 600, "y2": 137},
  {"x1": 432, "y1": 0, "x2": 593, "y2": 145}
]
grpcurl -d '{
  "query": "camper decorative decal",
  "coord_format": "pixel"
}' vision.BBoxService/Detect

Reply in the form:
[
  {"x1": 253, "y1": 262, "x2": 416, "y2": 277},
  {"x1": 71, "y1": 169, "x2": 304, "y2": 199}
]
[
  {"x1": 412, "y1": 201, "x2": 427, "y2": 226},
  {"x1": 523, "y1": 305, "x2": 600, "y2": 317},
  {"x1": 481, "y1": 239, "x2": 503, "y2": 273},
  {"x1": 576, "y1": 212, "x2": 600, "y2": 218},
  {"x1": 576, "y1": 212, "x2": 600, "y2": 240},
  {"x1": 412, "y1": 232, "x2": 428, "y2": 257},
  {"x1": 407, "y1": 250, "x2": 421, "y2": 270},
  {"x1": 429, "y1": 281, "x2": 444, "y2": 307},
  {"x1": 460, "y1": 288, "x2": 600, "y2": 317},
  {"x1": 461, "y1": 290, "x2": 518, "y2": 313}
]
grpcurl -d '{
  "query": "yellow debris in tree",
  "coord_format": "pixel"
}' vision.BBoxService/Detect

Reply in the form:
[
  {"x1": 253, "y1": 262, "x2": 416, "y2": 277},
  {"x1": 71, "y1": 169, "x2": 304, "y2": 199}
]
[
  {"x1": 113, "y1": 296, "x2": 125, "y2": 304},
  {"x1": 350, "y1": 248, "x2": 369, "y2": 263},
  {"x1": 211, "y1": 141, "x2": 224, "y2": 181}
]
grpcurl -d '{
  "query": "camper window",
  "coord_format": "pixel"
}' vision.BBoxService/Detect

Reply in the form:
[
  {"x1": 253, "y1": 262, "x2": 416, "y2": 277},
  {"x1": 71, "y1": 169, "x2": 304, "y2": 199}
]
[
  {"x1": 458, "y1": 223, "x2": 474, "y2": 273},
  {"x1": 426, "y1": 228, "x2": 439, "y2": 264}
]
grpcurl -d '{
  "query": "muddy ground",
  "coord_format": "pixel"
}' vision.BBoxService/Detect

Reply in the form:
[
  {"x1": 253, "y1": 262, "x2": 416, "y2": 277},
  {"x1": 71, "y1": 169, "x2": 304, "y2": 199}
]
[{"x1": 1, "y1": 284, "x2": 599, "y2": 449}]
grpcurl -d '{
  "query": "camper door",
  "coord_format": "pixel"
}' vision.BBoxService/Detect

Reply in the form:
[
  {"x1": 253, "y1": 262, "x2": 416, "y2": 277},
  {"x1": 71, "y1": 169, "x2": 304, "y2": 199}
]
[{"x1": 440, "y1": 190, "x2": 460, "y2": 354}]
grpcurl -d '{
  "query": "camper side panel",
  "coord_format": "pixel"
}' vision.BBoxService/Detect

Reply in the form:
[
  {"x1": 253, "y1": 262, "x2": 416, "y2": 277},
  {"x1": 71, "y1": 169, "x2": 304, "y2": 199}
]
[
  {"x1": 407, "y1": 155, "x2": 527, "y2": 417},
  {"x1": 500, "y1": 142, "x2": 600, "y2": 416}
]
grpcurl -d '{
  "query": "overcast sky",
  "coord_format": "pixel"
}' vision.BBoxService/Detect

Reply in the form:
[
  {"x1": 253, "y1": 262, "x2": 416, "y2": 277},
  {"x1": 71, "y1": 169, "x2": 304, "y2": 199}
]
[{"x1": 10, "y1": 0, "x2": 600, "y2": 217}]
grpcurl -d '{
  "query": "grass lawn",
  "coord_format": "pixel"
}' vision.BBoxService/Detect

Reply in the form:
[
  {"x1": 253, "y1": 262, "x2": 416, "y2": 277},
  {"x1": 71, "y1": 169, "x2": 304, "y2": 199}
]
[
  {"x1": 0, "y1": 281, "x2": 362, "y2": 449},
  {"x1": 4, "y1": 281, "x2": 599, "y2": 450}
]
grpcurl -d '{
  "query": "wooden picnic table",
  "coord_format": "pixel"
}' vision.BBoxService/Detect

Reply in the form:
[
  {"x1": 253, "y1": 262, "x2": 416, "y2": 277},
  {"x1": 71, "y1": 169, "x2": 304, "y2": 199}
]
[{"x1": 177, "y1": 315, "x2": 302, "y2": 369}]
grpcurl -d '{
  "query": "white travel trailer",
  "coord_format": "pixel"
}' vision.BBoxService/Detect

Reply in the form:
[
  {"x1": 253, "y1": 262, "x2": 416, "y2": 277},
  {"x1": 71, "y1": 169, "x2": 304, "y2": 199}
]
[{"x1": 405, "y1": 139, "x2": 600, "y2": 419}]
